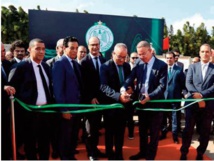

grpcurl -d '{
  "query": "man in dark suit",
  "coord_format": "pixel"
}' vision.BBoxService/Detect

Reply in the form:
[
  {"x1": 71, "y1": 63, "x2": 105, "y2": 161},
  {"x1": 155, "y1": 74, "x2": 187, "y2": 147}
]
[
  {"x1": 123, "y1": 41, "x2": 167, "y2": 160},
  {"x1": 46, "y1": 38, "x2": 64, "y2": 68},
  {"x1": 1, "y1": 42, "x2": 16, "y2": 160},
  {"x1": 160, "y1": 51, "x2": 185, "y2": 143},
  {"x1": 8, "y1": 38, "x2": 53, "y2": 160},
  {"x1": 100, "y1": 43, "x2": 132, "y2": 160},
  {"x1": 52, "y1": 36, "x2": 82, "y2": 160},
  {"x1": 173, "y1": 50, "x2": 184, "y2": 72},
  {"x1": 80, "y1": 36, "x2": 106, "y2": 160},
  {"x1": 180, "y1": 44, "x2": 214, "y2": 160},
  {"x1": 76, "y1": 45, "x2": 87, "y2": 63},
  {"x1": 7, "y1": 40, "x2": 27, "y2": 159},
  {"x1": 10, "y1": 40, "x2": 26, "y2": 65}
]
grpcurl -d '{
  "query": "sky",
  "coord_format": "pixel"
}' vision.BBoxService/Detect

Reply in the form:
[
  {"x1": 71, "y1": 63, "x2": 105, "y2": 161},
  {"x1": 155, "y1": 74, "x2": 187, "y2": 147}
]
[{"x1": 1, "y1": 0, "x2": 214, "y2": 34}]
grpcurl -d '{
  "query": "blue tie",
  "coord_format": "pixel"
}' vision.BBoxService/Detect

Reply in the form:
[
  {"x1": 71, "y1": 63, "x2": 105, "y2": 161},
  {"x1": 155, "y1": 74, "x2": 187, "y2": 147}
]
[
  {"x1": 142, "y1": 63, "x2": 147, "y2": 83},
  {"x1": 168, "y1": 67, "x2": 172, "y2": 78}
]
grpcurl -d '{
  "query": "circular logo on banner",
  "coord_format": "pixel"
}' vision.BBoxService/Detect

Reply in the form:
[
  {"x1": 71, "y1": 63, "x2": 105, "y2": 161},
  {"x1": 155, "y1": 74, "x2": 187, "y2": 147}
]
[{"x1": 86, "y1": 21, "x2": 114, "y2": 52}]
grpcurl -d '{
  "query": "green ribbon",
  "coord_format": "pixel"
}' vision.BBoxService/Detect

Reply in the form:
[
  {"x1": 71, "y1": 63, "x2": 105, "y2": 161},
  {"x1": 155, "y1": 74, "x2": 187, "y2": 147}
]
[
  {"x1": 14, "y1": 98, "x2": 124, "y2": 113},
  {"x1": 13, "y1": 97, "x2": 214, "y2": 113},
  {"x1": 133, "y1": 98, "x2": 214, "y2": 111}
]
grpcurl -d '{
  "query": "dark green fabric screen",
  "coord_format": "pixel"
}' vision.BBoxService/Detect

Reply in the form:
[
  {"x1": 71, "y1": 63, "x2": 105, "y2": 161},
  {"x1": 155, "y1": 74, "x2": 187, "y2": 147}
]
[{"x1": 29, "y1": 10, "x2": 164, "y2": 60}]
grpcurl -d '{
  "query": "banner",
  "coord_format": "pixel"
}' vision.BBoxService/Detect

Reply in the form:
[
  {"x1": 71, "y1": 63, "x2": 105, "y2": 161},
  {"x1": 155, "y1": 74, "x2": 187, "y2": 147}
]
[
  {"x1": 163, "y1": 37, "x2": 169, "y2": 50},
  {"x1": 29, "y1": 10, "x2": 164, "y2": 59}
]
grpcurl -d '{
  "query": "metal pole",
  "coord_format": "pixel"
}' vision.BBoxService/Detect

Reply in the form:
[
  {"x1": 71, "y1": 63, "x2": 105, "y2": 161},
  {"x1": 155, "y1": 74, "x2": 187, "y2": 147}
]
[{"x1": 10, "y1": 95, "x2": 16, "y2": 160}]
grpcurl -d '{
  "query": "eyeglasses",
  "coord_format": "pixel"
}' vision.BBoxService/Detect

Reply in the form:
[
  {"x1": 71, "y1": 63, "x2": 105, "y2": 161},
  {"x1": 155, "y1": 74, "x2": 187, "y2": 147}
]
[
  {"x1": 115, "y1": 54, "x2": 126, "y2": 60},
  {"x1": 89, "y1": 43, "x2": 99, "y2": 47},
  {"x1": 131, "y1": 57, "x2": 138, "y2": 59},
  {"x1": 79, "y1": 51, "x2": 87, "y2": 53}
]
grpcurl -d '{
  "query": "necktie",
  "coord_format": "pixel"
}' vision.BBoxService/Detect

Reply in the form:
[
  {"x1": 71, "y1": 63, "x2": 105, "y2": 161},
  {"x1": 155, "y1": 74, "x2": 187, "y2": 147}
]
[
  {"x1": 72, "y1": 60, "x2": 81, "y2": 85},
  {"x1": 37, "y1": 65, "x2": 51, "y2": 103},
  {"x1": 142, "y1": 63, "x2": 148, "y2": 84},
  {"x1": 94, "y1": 57, "x2": 99, "y2": 74},
  {"x1": 140, "y1": 63, "x2": 148, "y2": 97},
  {"x1": 202, "y1": 64, "x2": 208, "y2": 80},
  {"x1": 118, "y1": 65, "x2": 124, "y2": 86},
  {"x1": 168, "y1": 67, "x2": 172, "y2": 78}
]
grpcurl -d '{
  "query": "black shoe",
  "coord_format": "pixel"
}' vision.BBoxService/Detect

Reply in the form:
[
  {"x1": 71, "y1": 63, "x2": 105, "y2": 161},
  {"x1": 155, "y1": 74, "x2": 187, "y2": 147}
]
[
  {"x1": 173, "y1": 137, "x2": 179, "y2": 144},
  {"x1": 70, "y1": 156, "x2": 77, "y2": 160},
  {"x1": 74, "y1": 149, "x2": 79, "y2": 154},
  {"x1": 159, "y1": 134, "x2": 167, "y2": 140},
  {"x1": 96, "y1": 150, "x2": 107, "y2": 158},
  {"x1": 17, "y1": 152, "x2": 26, "y2": 160},
  {"x1": 115, "y1": 156, "x2": 124, "y2": 160},
  {"x1": 196, "y1": 154, "x2": 203, "y2": 160},
  {"x1": 129, "y1": 152, "x2": 146, "y2": 160},
  {"x1": 51, "y1": 151, "x2": 59, "y2": 159},
  {"x1": 108, "y1": 156, "x2": 115, "y2": 160},
  {"x1": 180, "y1": 154, "x2": 187, "y2": 160}
]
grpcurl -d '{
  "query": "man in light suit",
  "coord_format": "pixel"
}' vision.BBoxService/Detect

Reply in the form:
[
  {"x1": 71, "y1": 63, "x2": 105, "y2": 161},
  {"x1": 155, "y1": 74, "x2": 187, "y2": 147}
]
[
  {"x1": 123, "y1": 41, "x2": 167, "y2": 160},
  {"x1": 46, "y1": 38, "x2": 64, "y2": 68},
  {"x1": 160, "y1": 51, "x2": 185, "y2": 143},
  {"x1": 180, "y1": 44, "x2": 214, "y2": 160},
  {"x1": 52, "y1": 36, "x2": 82, "y2": 160},
  {"x1": 8, "y1": 38, "x2": 53, "y2": 160},
  {"x1": 100, "y1": 43, "x2": 132, "y2": 160},
  {"x1": 80, "y1": 36, "x2": 106, "y2": 160}
]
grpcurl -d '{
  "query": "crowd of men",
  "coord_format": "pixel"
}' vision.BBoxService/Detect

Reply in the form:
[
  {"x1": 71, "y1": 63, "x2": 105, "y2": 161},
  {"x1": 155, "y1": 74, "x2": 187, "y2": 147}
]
[{"x1": 1, "y1": 37, "x2": 214, "y2": 160}]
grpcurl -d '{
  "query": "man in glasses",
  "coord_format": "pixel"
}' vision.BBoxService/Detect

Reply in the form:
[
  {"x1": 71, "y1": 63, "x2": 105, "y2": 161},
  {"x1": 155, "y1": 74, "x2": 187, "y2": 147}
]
[
  {"x1": 80, "y1": 36, "x2": 106, "y2": 160},
  {"x1": 100, "y1": 43, "x2": 132, "y2": 160},
  {"x1": 129, "y1": 52, "x2": 138, "y2": 70}
]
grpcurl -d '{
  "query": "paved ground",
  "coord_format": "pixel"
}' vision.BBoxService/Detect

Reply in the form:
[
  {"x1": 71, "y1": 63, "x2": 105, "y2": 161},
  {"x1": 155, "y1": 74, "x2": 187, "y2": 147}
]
[
  {"x1": 184, "y1": 121, "x2": 214, "y2": 160},
  {"x1": 133, "y1": 115, "x2": 214, "y2": 160}
]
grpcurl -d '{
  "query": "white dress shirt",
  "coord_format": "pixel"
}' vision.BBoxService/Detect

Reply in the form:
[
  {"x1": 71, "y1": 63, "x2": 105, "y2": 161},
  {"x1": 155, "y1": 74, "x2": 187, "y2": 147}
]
[{"x1": 31, "y1": 59, "x2": 49, "y2": 105}]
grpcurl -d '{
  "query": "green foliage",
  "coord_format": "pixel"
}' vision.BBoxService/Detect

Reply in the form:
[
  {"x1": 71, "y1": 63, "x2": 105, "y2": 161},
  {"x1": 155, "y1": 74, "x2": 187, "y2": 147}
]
[
  {"x1": 1, "y1": 5, "x2": 28, "y2": 44},
  {"x1": 164, "y1": 21, "x2": 214, "y2": 57}
]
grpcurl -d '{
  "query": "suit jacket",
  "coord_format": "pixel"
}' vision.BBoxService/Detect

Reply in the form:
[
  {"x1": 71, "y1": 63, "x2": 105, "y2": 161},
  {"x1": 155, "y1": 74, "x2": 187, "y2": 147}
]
[
  {"x1": 100, "y1": 59, "x2": 131, "y2": 104},
  {"x1": 124, "y1": 57, "x2": 167, "y2": 108},
  {"x1": 165, "y1": 65, "x2": 185, "y2": 100},
  {"x1": 176, "y1": 61, "x2": 184, "y2": 71},
  {"x1": 46, "y1": 55, "x2": 60, "y2": 69},
  {"x1": 80, "y1": 54, "x2": 106, "y2": 103},
  {"x1": 52, "y1": 55, "x2": 82, "y2": 111},
  {"x1": 10, "y1": 58, "x2": 18, "y2": 65},
  {"x1": 8, "y1": 58, "x2": 53, "y2": 105},
  {"x1": 2, "y1": 59, "x2": 12, "y2": 76},
  {"x1": 1, "y1": 60, "x2": 12, "y2": 109},
  {"x1": 185, "y1": 62, "x2": 214, "y2": 110}
]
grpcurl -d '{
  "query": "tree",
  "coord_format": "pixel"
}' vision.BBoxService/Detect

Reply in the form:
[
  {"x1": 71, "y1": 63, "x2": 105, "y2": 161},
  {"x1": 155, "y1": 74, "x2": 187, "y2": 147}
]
[
  {"x1": 1, "y1": 5, "x2": 28, "y2": 44},
  {"x1": 168, "y1": 21, "x2": 214, "y2": 57}
]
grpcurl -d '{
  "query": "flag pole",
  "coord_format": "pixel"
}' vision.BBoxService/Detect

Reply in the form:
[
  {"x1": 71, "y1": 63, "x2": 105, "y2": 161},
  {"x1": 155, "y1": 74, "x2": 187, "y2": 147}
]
[{"x1": 10, "y1": 95, "x2": 17, "y2": 160}]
